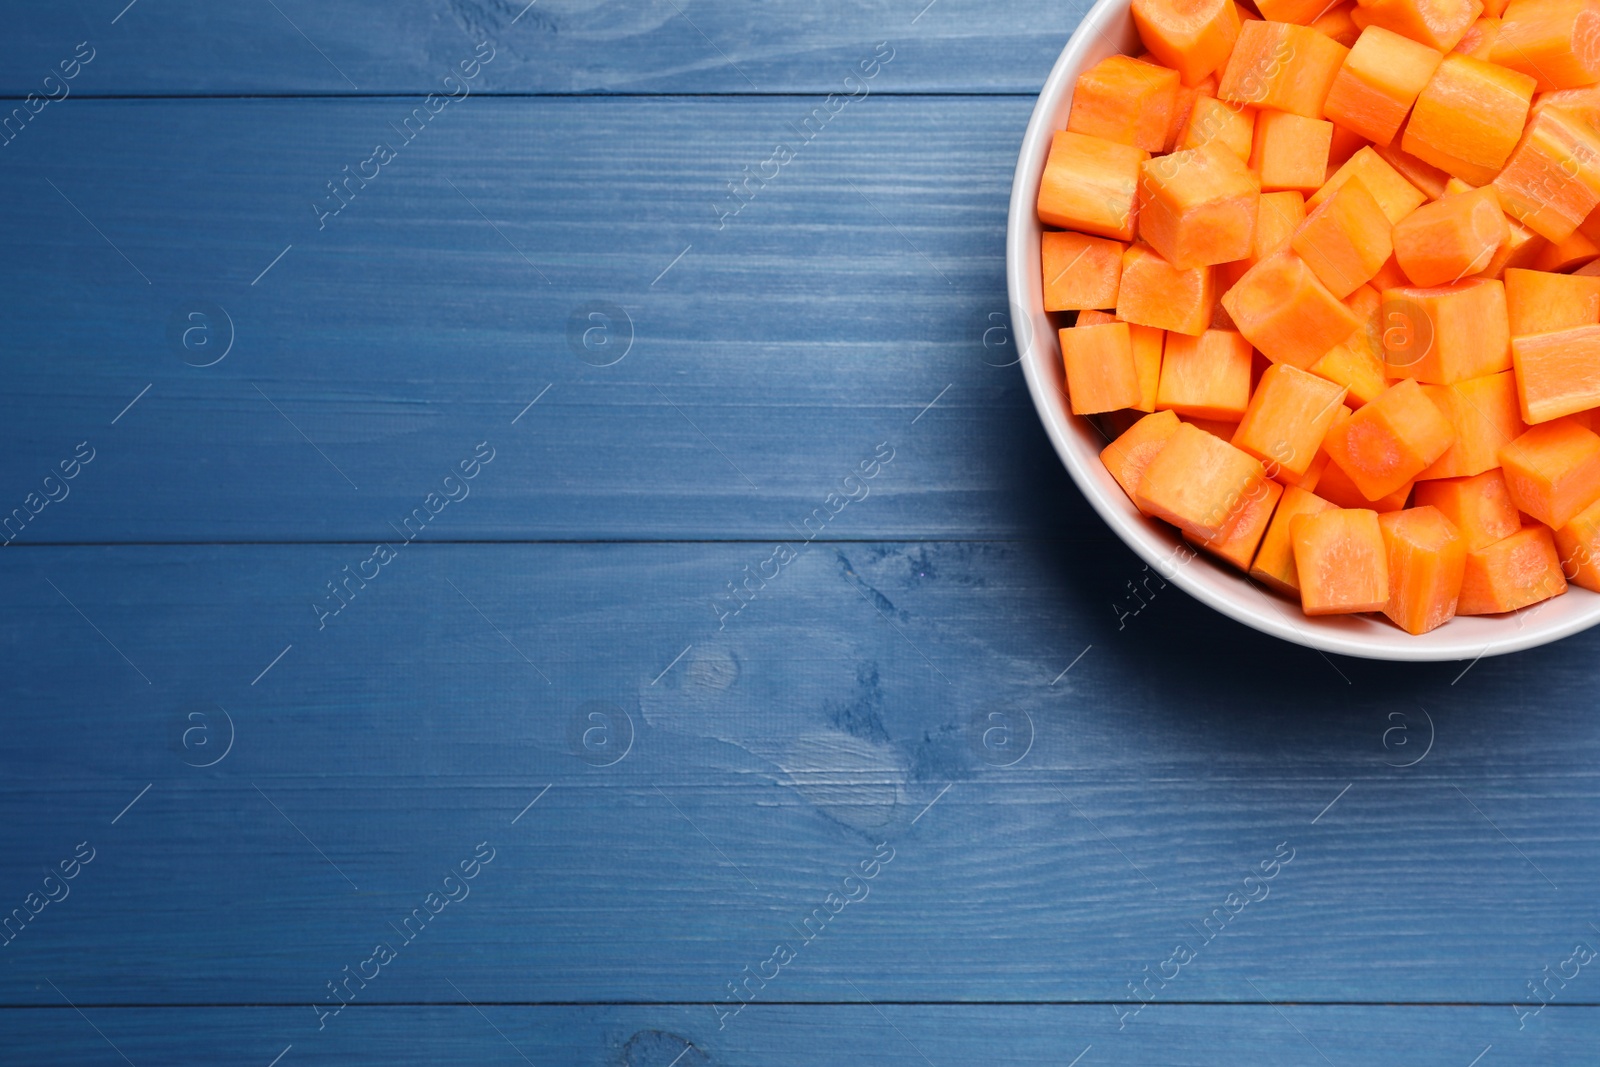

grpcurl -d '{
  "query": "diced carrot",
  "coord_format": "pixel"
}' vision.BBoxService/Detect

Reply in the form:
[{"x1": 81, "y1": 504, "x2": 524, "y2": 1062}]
[
  {"x1": 1324, "y1": 377, "x2": 1457, "y2": 496},
  {"x1": 1133, "y1": 0, "x2": 1245, "y2": 86},
  {"x1": 1165, "y1": 75, "x2": 1220, "y2": 152},
  {"x1": 1498, "y1": 417, "x2": 1600, "y2": 525},
  {"x1": 1313, "y1": 1, "x2": 1365, "y2": 44},
  {"x1": 1553, "y1": 493, "x2": 1600, "y2": 589},
  {"x1": 1534, "y1": 229, "x2": 1600, "y2": 270},
  {"x1": 1317, "y1": 452, "x2": 1418, "y2": 507},
  {"x1": 1490, "y1": 0, "x2": 1600, "y2": 89},
  {"x1": 1131, "y1": 323, "x2": 1167, "y2": 411},
  {"x1": 1135, "y1": 421, "x2": 1272, "y2": 538},
  {"x1": 1351, "y1": 0, "x2": 1483, "y2": 50},
  {"x1": 1075, "y1": 309, "x2": 1120, "y2": 325},
  {"x1": 1457, "y1": 524, "x2": 1569, "y2": 611},
  {"x1": 1069, "y1": 55, "x2": 1183, "y2": 153},
  {"x1": 1510, "y1": 324, "x2": 1600, "y2": 422},
  {"x1": 1312, "y1": 340, "x2": 1390, "y2": 406},
  {"x1": 1372, "y1": 141, "x2": 1453, "y2": 199},
  {"x1": 1158, "y1": 328, "x2": 1256, "y2": 418},
  {"x1": 1401, "y1": 54, "x2": 1535, "y2": 184},
  {"x1": 1392, "y1": 186, "x2": 1508, "y2": 284},
  {"x1": 1418, "y1": 370, "x2": 1529, "y2": 477},
  {"x1": 1232, "y1": 362, "x2": 1350, "y2": 474},
  {"x1": 1323, "y1": 26, "x2": 1447, "y2": 145},
  {"x1": 1292, "y1": 176, "x2": 1396, "y2": 295},
  {"x1": 1378, "y1": 505, "x2": 1467, "y2": 632},
  {"x1": 1140, "y1": 142, "x2": 1263, "y2": 268},
  {"x1": 1311, "y1": 146, "x2": 1429, "y2": 222},
  {"x1": 1292, "y1": 507, "x2": 1391, "y2": 612},
  {"x1": 1453, "y1": 15, "x2": 1502, "y2": 55},
  {"x1": 1414, "y1": 467, "x2": 1523, "y2": 546},
  {"x1": 1118, "y1": 243, "x2": 1217, "y2": 334},
  {"x1": 1250, "y1": 109, "x2": 1335, "y2": 193},
  {"x1": 1380, "y1": 278, "x2": 1511, "y2": 383},
  {"x1": 1285, "y1": 404, "x2": 1354, "y2": 488},
  {"x1": 1042, "y1": 232, "x2": 1126, "y2": 311},
  {"x1": 1061, "y1": 322, "x2": 1145, "y2": 414},
  {"x1": 1187, "y1": 478, "x2": 1285, "y2": 567},
  {"x1": 1180, "y1": 96, "x2": 1257, "y2": 158},
  {"x1": 1491, "y1": 107, "x2": 1600, "y2": 242},
  {"x1": 1223, "y1": 249, "x2": 1362, "y2": 366},
  {"x1": 1252, "y1": 484, "x2": 1339, "y2": 590},
  {"x1": 1102, "y1": 408, "x2": 1185, "y2": 503},
  {"x1": 1217, "y1": 21, "x2": 1350, "y2": 118},
  {"x1": 1038, "y1": 130, "x2": 1149, "y2": 240}
]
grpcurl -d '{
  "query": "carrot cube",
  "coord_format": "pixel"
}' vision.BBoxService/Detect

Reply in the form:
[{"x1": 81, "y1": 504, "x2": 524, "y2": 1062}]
[
  {"x1": 1316, "y1": 453, "x2": 1418, "y2": 507},
  {"x1": 1219, "y1": 191, "x2": 1306, "y2": 292},
  {"x1": 1251, "y1": 485, "x2": 1339, "y2": 591},
  {"x1": 1118, "y1": 243, "x2": 1216, "y2": 334},
  {"x1": 1061, "y1": 323, "x2": 1145, "y2": 414},
  {"x1": 1498, "y1": 417, "x2": 1600, "y2": 526},
  {"x1": 1378, "y1": 505, "x2": 1468, "y2": 632},
  {"x1": 1292, "y1": 507, "x2": 1391, "y2": 613},
  {"x1": 1135, "y1": 422, "x2": 1271, "y2": 538},
  {"x1": 1217, "y1": 21, "x2": 1351, "y2": 118},
  {"x1": 1187, "y1": 478, "x2": 1285, "y2": 568},
  {"x1": 1102, "y1": 408, "x2": 1185, "y2": 503},
  {"x1": 1165, "y1": 76, "x2": 1218, "y2": 152},
  {"x1": 1223, "y1": 250, "x2": 1362, "y2": 366},
  {"x1": 1314, "y1": 2, "x2": 1366, "y2": 44},
  {"x1": 1069, "y1": 55, "x2": 1183, "y2": 152},
  {"x1": 1352, "y1": 0, "x2": 1483, "y2": 50},
  {"x1": 1418, "y1": 370, "x2": 1528, "y2": 477},
  {"x1": 1401, "y1": 54, "x2": 1535, "y2": 184},
  {"x1": 1457, "y1": 524, "x2": 1568, "y2": 612},
  {"x1": 1506, "y1": 270, "x2": 1600, "y2": 337},
  {"x1": 1372, "y1": 141, "x2": 1454, "y2": 200},
  {"x1": 1553, "y1": 494, "x2": 1600, "y2": 589},
  {"x1": 1324, "y1": 377, "x2": 1457, "y2": 497},
  {"x1": 1310, "y1": 146, "x2": 1429, "y2": 223},
  {"x1": 1041, "y1": 232, "x2": 1125, "y2": 311},
  {"x1": 1414, "y1": 467, "x2": 1523, "y2": 547},
  {"x1": 1490, "y1": 0, "x2": 1600, "y2": 89},
  {"x1": 1323, "y1": 26, "x2": 1447, "y2": 146},
  {"x1": 1133, "y1": 0, "x2": 1244, "y2": 86},
  {"x1": 1250, "y1": 110, "x2": 1334, "y2": 193},
  {"x1": 1157, "y1": 328, "x2": 1256, "y2": 419},
  {"x1": 1179, "y1": 96, "x2": 1257, "y2": 158},
  {"x1": 1392, "y1": 186, "x2": 1508, "y2": 284},
  {"x1": 1130, "y1": 323, "x2": 1166, "y2": 411},
  {"x1": 1312, "y1": 340, "x2": 1389, "y2": 407},
  {"x1": 1533, "y1": 229, "x2": 1600, "y2": 271},
  {"x1": 1139, "y1": 141, "x2": 1262, "y2": 268},
  {"x1": 1037, "y1": 130, "x2": 1148, "y2": 240},
  {"x1": 1511, "y1": 324, "x2": 1600, "y2": 423},
  {"x1": 1491, "y1": 107, "x2": 1600, "y2": 242},
  {"x1": 1380, "y1": 278, "x2": 1510, "y2": 383},
  {"x1": 1256, "y1": 0, "x2": 1342, "y2": 21},
  {"x1": 1075, "y1": 309, "x2": 1119, "y2": 326},
  {"x1": 1453, "y1": 15, "x2": 1502, "y2": 56},
  {"x1": 1232, "y1": 362, "x2": 1350, "y2": 474},
  {"x1": 1293, "y1": 177, "x2": 1396, "y2": 295}
]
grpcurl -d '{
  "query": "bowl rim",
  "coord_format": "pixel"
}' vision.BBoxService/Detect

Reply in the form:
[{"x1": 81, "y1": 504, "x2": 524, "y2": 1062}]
[{"x1": 1004, "y1": 0, "x2": 1600, "y2": 662}]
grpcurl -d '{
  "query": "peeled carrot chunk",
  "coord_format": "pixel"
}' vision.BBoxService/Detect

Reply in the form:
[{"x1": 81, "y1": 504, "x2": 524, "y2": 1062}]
[
  {"x1": 1042, "y1": 232, "x2": 1126, "y2": 311},
  {"x1": 1158, "y1": 328, "x2": 1255, "y2": 418},
  {"x1": 1292, "y1": 507, "x2": 1391, "y2": 613},
  {"x1": 1069, "y1": 55, "x2": 1183, "y2": 152},
  {"x1": 1165, "y1": 76, "x2": 1218, "y2": 152},
  {"x1": 1250, "y1": 110, "x2": 1334, "y2": 193},
  {"x1": 1187, "y1": 478, "x2": 1285, "y2": 568},
  {"x1": 1256, "y1": 0, "x2": 1344, "y2": 21},
  {"x1": 1418, "y1": 370, "x2": 1528, "y2": 477},
  {"x1": 1401, "y1": 54, "x2": 1534, "y2": 184},
  {"x1": 1311, "y1": 147, "x2": 1429, "y2": 223},
  {"x1": 1534, "y1": 229, "x2": 1600, "y2": 271},
  {"x1": 1180, "y1": 96, "x2": 1257, "y2": 158},
  {"x1": 1283, "y1": 404, "x2": 1353, "y2": 489},
  {"x1": 1453, "y1": 14, "x2": 1503, "y2": 55},
  {"x1": 1251, "y1": 485, "x2": 1339, "y2": 590},
  {"x1": 1392, "y1": 186, "x2": 1507, "y2": 286},
  {"x1": 1218, "y1": 190, "x2": 1307, "y2": 291},
  {"x1": 1118, "y1": 243, "x2": 1216, "y2": 334},
  {"x1": 1293, "y1": 176, "x2": 1396, "y2": 295},
  {"x1": 1489, "y1": 0, "x2": 1600, "y2": 89},
  {"x1": 1317, "y1": 453, "x2": 1418, "y2": 507},
  {"x1": 1217, "y1": 21, "x2": 1350, "y2": 118},
  {"x1": 1324, "y1": 377, "x2": 1457, "y2": 497},
  {"x1": 1491, "y1": 107, "x2": 1600, "y2": 242},
  {"x1": 1133, "y1": 0, "x2": 1244, "y2": 86},
  {"x1": 1130, "y1": 323, "x2": 1167, "y2": 411},
  {"x1": 1061, "y1": 323, "x2": 1145, "y2": 414},
  {"x1": 1380, "y1": 278, "x2": 1511, "y2": 383},
  {"x1": 1414, "y1": 467, "x2": 1524, "y2": 547},
  {"x1": 1102, "y1": 408, "x2": 1185, "y2": 504},
  {"x1": 1511, "y1": 324, "x2": 1600, "y2": 423},
  {"x1": 1312, "y1": 341, "x2": 1389, "y2": 407},
  {"x1": 1498, "y1": 417, "x2": 1600, "y2": 526},
  {"x1": 1553, "y1": 493, "x2": 1600, "y2": 590},
  {"x1": 1075, "y1": 309, "x2": 1119, "y2": 325},
  {"x1": 1135, "y1": 422, "x2": 1271, "y2": 538},
  {"x1": 1378, "y1": 505, "x2": 1467, "y2": 632},
  {"x1": 1232, "y1": 363, "x2": 1350, "y2": 474},
  {"x1": 1139, "y1": 141, "x2": 1262, "y2": 268},
  {"x1": 1505, "y1": 269, "x2": 1600, "y2": 336},
  {"x1": 1352, "y1": 0, "x2": 1483, "y2": 50},
  {"x1": 1038, "y1": 130, "x2": 1149, "y2": 240},
  {"x1": 1314, "y1": 2, "x2": 1366, "y2": 44},
  {"x1": 1372, "y1": 141, "x2": 1453, "y2": 200},
  {"x1": 1222, "y1": 250, "x2": 1362, "y2": 366},
  {"x1": 1323, "y1": 26, "x2": 1446, "y2": 145},
  {"x1": 1457, "y1": 524, "x2": 1568, "y2": 612}
]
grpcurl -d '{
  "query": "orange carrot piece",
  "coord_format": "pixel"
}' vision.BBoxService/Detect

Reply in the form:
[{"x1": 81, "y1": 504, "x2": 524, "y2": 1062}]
[
  {"x1": 1157, "y1": 328, "x2": 1256, "y2": 418},
  {"x1": 1323, "y1": 26, "x2": 1446, "y2": 146},
  {"x1": 1251, "y1": 485, "x2": 1339, "y2": 590},
  {"x1": 1533, "y1": 229, "x2": 1600, "y2": 271},
  {"x1": 1135, "y1": 422, "x2": 1271, "y2": 538},
  {"x1": 1372, "y1": 141, "x2": 1453, "y2": 200},
  {"x1": 1222, "y1": 249, "x2": 1362, "y2": 366},
  {"x1": 1316, "y1": 453, "x2": 1418, "y2": 507},
  {"x1": 1102, "y1": 408, "x2": 1185, "y2": 503},
  {"x1": 1510, "y1": 324, "x2": 1600, "y2": 423},
  {"x1": 1328, "y1": 124, "x2": 1371, "y2": 171},
  {"x1": 1292, "y1": 507, "x2": 1391, "y2": 612},
  {"x1": 1414, "y1": 468, "x2": 1524, "y2": 547},
  {"x1": 1131, "y1": 323, "x2": 1167, "y2": 412},
  {"x1": 1490, "y1": 0, "x2": 1600, "y2": 88},
  {"x1": 1351, "y1": 0, "x2": 1483, "y2": 50},
  {"x1": 1187, "y1": 478, "x2": 1285, "y2": 567},
  {"x1": 1139, "y1": 141, "x2": 1262, "y2": 268},
  {"x1": 1284, "y1": 404, "x2": 1353, "y2": 488},
  {"x1": 1042, "y1": 231, "x2": 1126, "y2": 311},
  {"x1": 1401, "y1": 54, "x2": 1535, "y2": 184},
  {"x1": 1250, "y1": 109, "x2": 1334, "y2": 193},
  {"x1": 1292, "y1": 176, "x2": 1396, "y2": 295},
  {"x1": 1165, "y1": 75, "x2": 1219, "y2": 152},
  {"x1": 1453, "y1": 15, "x2": 1502, "y2": 55},
  {"x1": 1418, "y1": 370, "x2": 1528, "y2": 477},
  {"x1": 1457, "y1": 524, "x2": 1568, "y2": 611},
  {"x1": 1256, "y1": 0, "x2": 1341, "y2": 21},
  {"x1": 1133, "y1": 0, "x2": 1245, "y2": 85},
  {"x1": 1310, "y1": 146, "x2": 1429, "y2": 222},
  {"x1": 1061, "y1": 323, "x2": 1145, "y2": 414},
  {"x1": 1324, "y1": 377, "x2": 1456, "y2": 497},
  {"x1": 1312, "y1": 340, "x2": 1389, "y2": 407},
  {"x1": 1217, "y1": 21, "x2": 1350, "y2": 118},
  {"x1": 1118, "y1": 243, "x2": 1217, "y2": 334},
  {"x1": 1219, "y1": 190, "x2": 1307, "y2": 291},
  {"x1": 1179, "y1": 96, "x2": 1257, "y2": 158},
  {"x1": 1498, "y1": 417, "x2": 1600, "y2": 526},
  {"x1": 1392, "y1": 186, "x2": 1508, "y2": 284},
  {"x1": 1075, "y1": 309, "x2": 1119, "y2": 325},
  {"x1": 1313, "y1": 1, "x2": 1365, "y2": 44},
  {"x1": 1378, "y1": 505, "x2": 1467, "y2": 631},
  {"x1": 1069, "y1": 55, "x2": 1183, "y2": 152},
  {"x1": 1491, "y1": 107, "x2": 1600, "y2": 242},
  {"x1": 1553, "y1": 493, "x2": 1600, "y2": 589},
  {"x1": 1380, "y1": 278, "x2": 1511, "y2": 383},
  {"x1": 1370, "y1": 253, "x2": 1413, "y2": 291},
  {"x1": 1037, "y1": 130, "x2": 1148, "y2": 240},
  {"x1": 1232, "y1": 363, "x2": 1350, "y2": 474}
]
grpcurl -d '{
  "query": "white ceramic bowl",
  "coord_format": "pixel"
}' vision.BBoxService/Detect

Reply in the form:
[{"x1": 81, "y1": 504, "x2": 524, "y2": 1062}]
[{"x1": 1005, "y1": 0, "x2": 1600, "y2": 661}]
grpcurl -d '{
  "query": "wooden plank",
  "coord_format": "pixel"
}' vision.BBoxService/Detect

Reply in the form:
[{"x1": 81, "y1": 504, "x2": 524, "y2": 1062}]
[
  {"x1": 3, "y1": 541, "x2": 1598, "y2": 1006},
  {"x1": 0, "y1": 96, "x2": 1085, "y2": 543},
  {"x1": 0, "y1": 1, "x2": 1084, "y2": 97}
]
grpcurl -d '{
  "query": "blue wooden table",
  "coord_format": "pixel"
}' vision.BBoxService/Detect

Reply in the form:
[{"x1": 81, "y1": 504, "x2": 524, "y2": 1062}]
[{"x1": 3, "y1": 2, "x2": 1597, "y2": 1063}]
